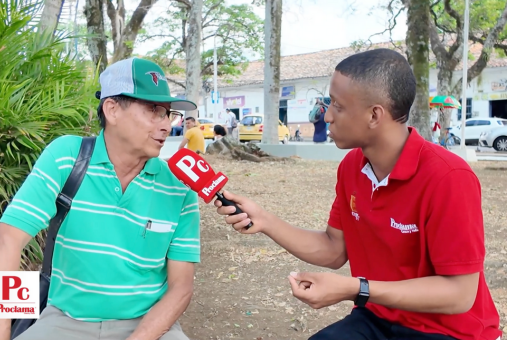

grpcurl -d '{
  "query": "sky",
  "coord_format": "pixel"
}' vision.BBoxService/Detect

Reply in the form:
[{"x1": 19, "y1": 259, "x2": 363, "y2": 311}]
[{"x1": 95, "y1": 0, "x2": 409, "y2": 59}]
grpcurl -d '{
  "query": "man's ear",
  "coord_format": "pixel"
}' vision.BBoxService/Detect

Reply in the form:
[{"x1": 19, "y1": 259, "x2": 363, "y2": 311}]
[
  {"x1": 369, "y1": 105, "x2": 387, "y2": 129},
  {"x1": 102, "y1": 98, "x2": 120, "y2": 126}
]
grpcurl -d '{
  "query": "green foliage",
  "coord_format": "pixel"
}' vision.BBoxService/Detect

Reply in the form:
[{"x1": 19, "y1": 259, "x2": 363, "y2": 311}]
[
  {"x1": 0, "y1": 0, "x2": 100, "y2": 269},
  {"x1": 140, "y1": 0, "x2": 264, "y2": 80},
  {"x1": 432, "y1": 0, "x2": 507, "y2": 41}
]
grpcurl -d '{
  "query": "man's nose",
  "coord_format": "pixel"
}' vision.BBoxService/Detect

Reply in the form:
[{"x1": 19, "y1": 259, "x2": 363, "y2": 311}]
[
  {"x1": 159, "y1": 116, "x2": 172, "y2": 132},
  {"x1": 324, "y1": 108, "x2": 332, "y2": 123}
]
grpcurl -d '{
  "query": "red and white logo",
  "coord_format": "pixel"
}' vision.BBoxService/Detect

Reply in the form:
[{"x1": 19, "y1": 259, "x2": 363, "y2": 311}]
[
  {"x1": 0, "y1": 272, "x2": 40, "y2": 319},
  {"x1": 146, "y1": 71, "x2": 167, "y2": 86}
]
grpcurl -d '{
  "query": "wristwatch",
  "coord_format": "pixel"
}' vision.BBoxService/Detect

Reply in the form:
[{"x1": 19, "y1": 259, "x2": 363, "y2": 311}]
[{"x1": 354, "y1": 277, "x2": 370, "y2": 307}]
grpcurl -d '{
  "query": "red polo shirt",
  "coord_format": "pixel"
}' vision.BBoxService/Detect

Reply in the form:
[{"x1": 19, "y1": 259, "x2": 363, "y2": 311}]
[{"x1": 328, "y1": 127, "x2": 501, "y2": 340}]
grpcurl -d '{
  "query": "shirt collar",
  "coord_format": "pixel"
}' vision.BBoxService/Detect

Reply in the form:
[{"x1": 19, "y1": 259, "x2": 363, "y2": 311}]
[
  {"x1": 359, "y1": 127, "x2": 424, "y2": 181},
  {"x1": 90, "y1": 129, "x2": 161, "y2": 175}
]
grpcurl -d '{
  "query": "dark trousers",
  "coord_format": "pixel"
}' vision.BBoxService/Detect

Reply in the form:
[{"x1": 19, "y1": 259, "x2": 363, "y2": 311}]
[{"x1": 309, "y1": 307, "x2": 457, "y2": 340}]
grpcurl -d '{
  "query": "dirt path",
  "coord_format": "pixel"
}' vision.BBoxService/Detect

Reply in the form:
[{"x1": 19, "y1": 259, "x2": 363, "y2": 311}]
[{"x1": 179, "y1": 157, "x2": 507, "y2": 340}]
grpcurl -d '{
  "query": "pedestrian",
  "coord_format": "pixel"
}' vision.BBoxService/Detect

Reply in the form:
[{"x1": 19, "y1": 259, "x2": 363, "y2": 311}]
[
  {"x1": 213, "y1": 125, "x2": 227, "y2": 140},
  {"x1": 178, "y1": 116, "x2": 205, "y2": 154},
  {"x1": 0, "y1": 57, "x2": 201, "y2": 340},
  {"x1": 213, "y1": 48, "x2": 501, "y2": 340}
]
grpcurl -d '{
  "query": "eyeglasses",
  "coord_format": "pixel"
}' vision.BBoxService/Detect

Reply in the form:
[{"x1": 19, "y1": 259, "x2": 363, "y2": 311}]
[{"x1": 135, "y1": 100, "x2": 178, "y2": 123}]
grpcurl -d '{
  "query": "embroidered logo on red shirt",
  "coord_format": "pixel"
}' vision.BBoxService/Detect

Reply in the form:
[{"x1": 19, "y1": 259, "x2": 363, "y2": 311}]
[
  {"x1": 350, "y1": 195, "x2": 360, "y2": 221},
  {"x1": 390, "y1": 218, "x2": 419, "y2": 234}
]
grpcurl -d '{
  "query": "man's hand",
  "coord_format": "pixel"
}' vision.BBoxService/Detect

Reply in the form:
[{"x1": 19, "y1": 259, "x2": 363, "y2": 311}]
[
  {"x1": 288, "y1": 272, "x2": 359, "y2": 309},
  {"x1": 214, "y1": 190, "x2": 271, "y2": 234}
]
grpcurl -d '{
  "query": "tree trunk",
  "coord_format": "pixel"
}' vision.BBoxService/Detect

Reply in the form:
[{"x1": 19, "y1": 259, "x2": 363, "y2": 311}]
[
  {"x1": 405, "y1": 0, "x2": 432, "y2": 141},
  {"x1": 112, "y1": 0, "x2": 158, "y2": 62},
  {"x1": 262, "y1": 0, "x2": 282, "y2": 145},
  {"x1": 184, "y1": 0, "x2": 203, "y2": 119},
  {"x1": 436, "y1": 67, "x2": 453, "y2": 139},
  {"x1": 84, "y1": 0, "x2": 108, "y2": 73},
  {"x1": 39, "y1": 0, "x2": 65, "y2": 34},
  {"x1": 106, "y1": 0, "x2": 125, "y2": 54}
]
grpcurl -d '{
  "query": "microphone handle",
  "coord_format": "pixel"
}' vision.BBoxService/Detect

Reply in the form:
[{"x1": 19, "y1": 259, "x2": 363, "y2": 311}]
[{"x1": 215, "y1": 192, "x2": 253, "y2": 230}]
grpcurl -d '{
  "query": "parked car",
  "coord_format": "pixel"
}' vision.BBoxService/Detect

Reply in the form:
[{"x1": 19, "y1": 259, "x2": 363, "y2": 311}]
[
  {"x1": 197, "y1": 118, "x2": 218, "y2": 139},
  {"x1": 449, "y1": 117, "x2": 507, "y2": 145},
  {"x1": 238, "y1": 114, "x2": 290, "y2": 144},
  {"x1": 479, "y1": 126, "x2": 507, "y2": 151}
]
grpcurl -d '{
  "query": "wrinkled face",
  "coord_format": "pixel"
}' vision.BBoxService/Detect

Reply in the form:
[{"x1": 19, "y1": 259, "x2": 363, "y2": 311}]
[
  {"x1": 325, "y1": 72, "x2": 386, "y2": 149},
  {"x1": 103, "y1": 98, "x2": 173, "y2": 158},
  {"x1": 185, "y1": 119, "x2": 196, "y2": 130}
]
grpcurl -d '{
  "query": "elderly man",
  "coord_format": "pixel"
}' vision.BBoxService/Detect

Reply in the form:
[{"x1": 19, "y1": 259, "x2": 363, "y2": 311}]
[{"x1": 0, "y1": 57, "x2": 201, "y2": 340}]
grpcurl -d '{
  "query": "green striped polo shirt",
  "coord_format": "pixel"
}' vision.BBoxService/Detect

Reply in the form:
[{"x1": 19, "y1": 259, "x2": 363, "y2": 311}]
[{"x1": 0, "y1": 130, "x2": 200, "y2": 321}]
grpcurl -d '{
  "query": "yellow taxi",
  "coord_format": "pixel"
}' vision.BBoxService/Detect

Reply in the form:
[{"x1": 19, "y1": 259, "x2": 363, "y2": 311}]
[
  {"x1": 197, "y1": 118, "x2": 217, "y2": 139},
  {"x1": 238, "y1": 114, "x2": 290, "y2": 144}
]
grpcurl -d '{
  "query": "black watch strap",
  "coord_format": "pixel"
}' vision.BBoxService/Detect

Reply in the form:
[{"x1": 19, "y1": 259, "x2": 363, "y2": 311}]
[{"x1": 354, "y1": 277, "x2": 370, "y2": 307}]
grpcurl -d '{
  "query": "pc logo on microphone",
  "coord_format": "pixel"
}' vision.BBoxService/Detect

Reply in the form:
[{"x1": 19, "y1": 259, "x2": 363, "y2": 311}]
[{"x1": 175, "y1": 155, "x2": 211, "y2": 182}]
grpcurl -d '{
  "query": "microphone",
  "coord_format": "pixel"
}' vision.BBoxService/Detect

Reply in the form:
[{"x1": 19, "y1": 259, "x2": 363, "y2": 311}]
[{"x1": 167, "y1": 148, "x2": 253, "y2": 229}]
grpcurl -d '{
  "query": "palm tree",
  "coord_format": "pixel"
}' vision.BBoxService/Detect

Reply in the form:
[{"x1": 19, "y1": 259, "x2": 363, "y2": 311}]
[{"x1": 0, "y1": 0, "x2": 99, "y2": 269}]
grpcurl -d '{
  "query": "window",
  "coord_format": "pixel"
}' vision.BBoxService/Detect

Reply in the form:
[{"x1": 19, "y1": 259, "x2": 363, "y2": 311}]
[
  {"x1": 457, "y1": 98, "x2": 472, "y2": 120},
  {"x1": 475, "y1": 120, "x2": 491, "y2": 126},
  {"x1": 198, "y1": 119, "x2": 213, "y2": 124},
  {"x1": 241, "y1": 116, "x2": 262, "y2": 125},
  {"x1": 465, "y1": 120, "x2": 476, "y2": 127},
  {"x1": 497, "y1": 120, "x2": 507, "y2": 126}
]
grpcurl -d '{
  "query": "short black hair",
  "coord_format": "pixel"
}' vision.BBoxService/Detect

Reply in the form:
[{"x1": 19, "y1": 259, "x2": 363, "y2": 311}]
[
  {"x1": 335, "y1": 48, "x2": 416, "y2": 123},
  {"x1": 213, "y1": 125, "x2": 226, "y2": 136},
  {"x1": 97, "y1": 95, "x2": 134, "y2": 128},
  {"x1": 185, "y1": 116, "x2": 196, "y2": 123}
]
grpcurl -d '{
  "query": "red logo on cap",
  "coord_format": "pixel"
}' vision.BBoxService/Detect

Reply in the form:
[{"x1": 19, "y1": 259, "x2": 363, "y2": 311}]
[{"x1": 146, "y1": 71, "x2": 166, "y2": 86}]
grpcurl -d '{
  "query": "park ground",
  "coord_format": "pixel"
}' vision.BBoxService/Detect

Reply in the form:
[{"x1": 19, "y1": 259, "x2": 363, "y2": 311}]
[{"x1": 179, "y1": 156, "x2": 507, "y2": 340}]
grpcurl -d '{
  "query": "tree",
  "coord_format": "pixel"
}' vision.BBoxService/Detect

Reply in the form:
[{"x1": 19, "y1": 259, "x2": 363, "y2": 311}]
[
  {"x1": 140, "y1": 0, "x2": 264, "y2": 89},
  {"x1": 0, "y1": 0, "x2": 99, "y2": 268},
  {"x1": 429, "y1": 0, "x2": 507, "y2": 130},
  {"x1": 182, "y1": 0, "x2": 203, "y2": 119},
  {"x1": 363, "y1": 0, "x2": 507, "y2": 131},
  {"x1": 262, "y1": 0, "x2": 282, "y2": 145},
  {"x1": 84, "y1": 0, "x2": 158, "y2": 72},
  {"x1": 405, "y1": 0, "x2": 432, "y2": 141},
  {"x1": 84, "y1": 0, "x2": 108, "y2": 73},
  {"x1": 39, "y1": 0, "x2": 64, "y2": 34}
]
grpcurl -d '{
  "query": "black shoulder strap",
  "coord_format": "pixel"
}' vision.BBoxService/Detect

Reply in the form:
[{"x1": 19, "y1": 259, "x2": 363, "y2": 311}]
[{"x1": 41, "y1": 136, "x2": 96, "y2": 276}]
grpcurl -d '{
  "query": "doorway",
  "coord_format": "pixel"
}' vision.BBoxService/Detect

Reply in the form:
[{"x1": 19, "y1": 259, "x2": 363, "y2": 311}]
[
  {"x1": 279, "y1": 100, "x2": 288, "y2": 125},
  {"x1": 229, "y1": 108, "x2": 240, "y2": 120},
  {"x1": 490, "y1": 99, "x2": 507, "y2": 119}
]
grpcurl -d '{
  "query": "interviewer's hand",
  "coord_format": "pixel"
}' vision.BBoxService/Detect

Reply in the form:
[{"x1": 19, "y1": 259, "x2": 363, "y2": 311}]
[
  {"x1": 288, "y1": 272, "x2": 359, "y2": 309},
  {"x1": 214, "y1": 190, "x2": 270, "y2": 234},
  {"x1": 0, "y1": 319, "x2": 11, "y2": 340}
]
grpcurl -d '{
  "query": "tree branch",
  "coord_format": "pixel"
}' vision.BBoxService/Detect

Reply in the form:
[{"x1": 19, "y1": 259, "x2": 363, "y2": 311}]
[
  {"x1": 202, "y1": 2, "x2": 220, "y2": 25},
  {"x1": 162, "y1": 48, "x2": 184, "y2": 70},
  {"x1": 364, "y1": 0, "x2": 404, "y2": 50},
  {"x1": 123, "y1": 0, "x2": 157, "y2": 39},
  {"x1": 443, "y1": 0, "x2": 462, "y2": 59},
  {"x1": 138, "y1": 33, "x2": 182, "y2": 44},
  {"x1": 166, "y1": 77, "x2": 186, "y2": 89},
  {"x1": 429, "y1": 0, "x2": 454, "y2": 34},
  {"x1": 452, "y1": 1, "x2": 507, "y2": 94},
  {"x1": 203, "y1": 18, "x2": 219, "y2": 29},
  {"x1": 172, "y1": 0, "x2": 191, "y2": 9},
  {"x1": 429, "y1": 20, "x2": 448, "y2": 62},
  {"x1": 111, "y1": 0, "x2": 158, "y2": 61},
  {"x1": 469, "y1": 35, "x2": 507, "y2": 54}
]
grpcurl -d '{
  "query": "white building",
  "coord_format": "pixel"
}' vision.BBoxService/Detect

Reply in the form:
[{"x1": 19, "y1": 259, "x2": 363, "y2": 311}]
[{"x1": 168, "y1": 41, "x2": 507, "y2": 137}]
